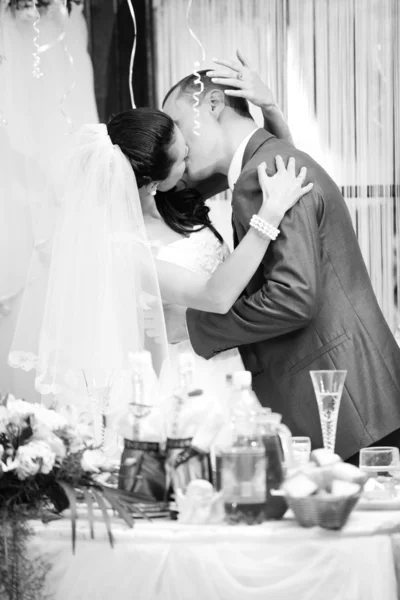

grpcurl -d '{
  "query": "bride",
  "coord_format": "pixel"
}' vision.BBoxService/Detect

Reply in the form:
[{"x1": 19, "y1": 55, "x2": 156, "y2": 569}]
[{"x1": 10, "y1": 64, "x2": 311, "y2": 414}]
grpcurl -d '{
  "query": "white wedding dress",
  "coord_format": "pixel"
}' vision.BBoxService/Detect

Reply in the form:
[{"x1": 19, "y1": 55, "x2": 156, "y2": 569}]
[{"x1": 156, "y1": 226, "x2": 244, "y2": 417}]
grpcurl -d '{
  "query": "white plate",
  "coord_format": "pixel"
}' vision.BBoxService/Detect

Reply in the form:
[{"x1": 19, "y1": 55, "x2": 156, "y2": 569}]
[{"x1": 356, "y1": 496, "x2": 400, "y2": 511}]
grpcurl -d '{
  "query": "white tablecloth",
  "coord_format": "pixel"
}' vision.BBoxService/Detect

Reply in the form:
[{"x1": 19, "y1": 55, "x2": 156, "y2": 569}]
[{"x1": 30, "y1": 511, "x2": 400, "y2": 600}]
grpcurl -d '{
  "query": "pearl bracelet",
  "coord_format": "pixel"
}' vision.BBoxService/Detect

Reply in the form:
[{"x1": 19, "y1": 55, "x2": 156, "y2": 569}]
[{"x1": 250, "y1": 215, "x2": 280, "y2": 241}]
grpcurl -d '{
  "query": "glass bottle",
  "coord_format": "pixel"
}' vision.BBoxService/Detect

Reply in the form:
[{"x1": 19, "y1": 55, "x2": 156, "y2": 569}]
[
  {"x1": 165, "y1": 352, "x2": 215, "y2": 495},
  {"x1": 118, "y1": 351, "x2": 166, "y2": 503},
  {"x1": 257, "y1": 409, "x2": 293, "y2": 519},
  {"x1": 214, "y1": 371, "x2": 261, "y2": 492},
  {"x1": 230, "y1": 371, "x2": 262, "y2": 416},
  {"x1": 221, "y1": 376, "x2": 267, "y2": 524}
]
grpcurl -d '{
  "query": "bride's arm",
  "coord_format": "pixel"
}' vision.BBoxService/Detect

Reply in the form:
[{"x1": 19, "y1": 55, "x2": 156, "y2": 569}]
[
  {"x1": 207, "y1": 50, "x2": 294, "y2": 146},
  {"x1": 155, "y1": 158, "x2": 312, "y2": 314}
]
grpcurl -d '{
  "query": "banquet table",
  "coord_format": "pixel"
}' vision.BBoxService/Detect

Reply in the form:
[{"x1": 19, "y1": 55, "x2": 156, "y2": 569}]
[{"x1": 30, "y1": 510, "x2": 400, "y2": 600}]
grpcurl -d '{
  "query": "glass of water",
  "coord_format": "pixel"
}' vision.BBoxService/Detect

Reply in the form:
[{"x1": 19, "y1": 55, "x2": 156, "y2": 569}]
[
  {"x1": 291, "y1": 436, "x2": 311, "y2": 467},
  {"x1": 310, "y1": 370, "x2": 347, "y2": 453},
  {"x1": 359, "y1": 447, "x2": 400, "y2": 477},
  {"x1": 359, "y1": 447, "x2": 400, "y2": 499}
]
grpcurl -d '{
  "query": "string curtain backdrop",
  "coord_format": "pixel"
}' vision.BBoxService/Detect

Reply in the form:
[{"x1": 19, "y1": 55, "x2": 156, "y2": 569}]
[{"x1": 152, "y1": 0, "x2": 400, "y2": 335}]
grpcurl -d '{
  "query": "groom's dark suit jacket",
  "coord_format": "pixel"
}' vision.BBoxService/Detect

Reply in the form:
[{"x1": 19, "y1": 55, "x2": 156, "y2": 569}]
[{"x1": 186, "y1": 129, "x2": 400, "y2": 459}]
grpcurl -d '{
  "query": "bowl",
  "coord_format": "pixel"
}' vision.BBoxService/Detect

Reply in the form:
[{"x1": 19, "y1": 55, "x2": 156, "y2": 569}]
[{"x1": 286, "y1": 492, "x2": 361, "y2": 530}]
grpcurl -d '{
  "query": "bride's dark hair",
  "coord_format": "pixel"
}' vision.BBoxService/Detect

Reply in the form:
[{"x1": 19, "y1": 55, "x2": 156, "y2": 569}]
[{"x1": 107, "y1": 108, "x2": 223, "y2": 242}]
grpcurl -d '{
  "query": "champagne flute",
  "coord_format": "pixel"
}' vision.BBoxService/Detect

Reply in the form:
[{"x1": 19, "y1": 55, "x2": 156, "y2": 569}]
[
  {"x1": 83, "y1": 370, "x2": 114, "y2": 451},
  {"x1": 310, "y1": 370, "x2": 347, "y2": 452}
]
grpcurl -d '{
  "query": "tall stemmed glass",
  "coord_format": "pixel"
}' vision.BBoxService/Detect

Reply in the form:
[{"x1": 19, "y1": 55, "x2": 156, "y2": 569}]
[
  {"x1": 310, "y1": 370, "x2": 347, "y2": 452},
  {"x1": 83, "y1": 370, "x2": 115, "y2": 451}
]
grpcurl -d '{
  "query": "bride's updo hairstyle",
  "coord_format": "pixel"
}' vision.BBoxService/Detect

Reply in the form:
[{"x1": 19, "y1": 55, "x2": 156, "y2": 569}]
[
  {"x1": 107, "y1": 108, "x2": 176, "y2": 188},
  {"x1": 107, "y1": 108, "x2": 222, "y2": 242}
]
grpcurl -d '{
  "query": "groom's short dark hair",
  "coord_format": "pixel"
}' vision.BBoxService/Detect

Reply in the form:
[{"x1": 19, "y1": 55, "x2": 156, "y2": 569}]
[{"x1": 163, "y1": 70, "x2": 253, "y2": 120}]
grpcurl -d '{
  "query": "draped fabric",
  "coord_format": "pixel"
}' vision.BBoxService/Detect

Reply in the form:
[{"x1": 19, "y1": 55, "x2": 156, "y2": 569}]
[
  {"x1": 29, "y1": 513, "x2": 400, "y2": 600},
  {"x1": 0, "y1": 4, "x2": 99, "y2": 401},
  {"x1": 152, "y1": 0, "x2": 400, "y2": 334}
]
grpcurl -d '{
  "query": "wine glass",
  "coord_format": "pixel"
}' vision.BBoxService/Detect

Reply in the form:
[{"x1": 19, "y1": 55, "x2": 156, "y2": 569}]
[{"x1": 310, "y1": 370, "x2": 347, "y2": 453}]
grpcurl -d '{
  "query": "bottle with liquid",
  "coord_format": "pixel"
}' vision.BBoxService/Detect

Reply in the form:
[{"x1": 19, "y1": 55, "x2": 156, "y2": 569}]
[
  {"x1": 118, "y1": 351, "x2": 167, "y2": 504},
  {"x1": 215, "y1": 371, "x2": 263, "y2": 492},
  {"x1": 221, "y1": 373, "x2": 267, "y2": 525},
  {"x1": 165, "y1": 352, "x2": 222, "y2": 496},
  {"x1": 257, "y1": 409, "x2": 293, "y2": 519},
  {"x1": 212, "y1": 374, "x2": 233, "y2": 491},
  {"x1": 230, "y1": 371, "x2": 262, "y2": 416}
]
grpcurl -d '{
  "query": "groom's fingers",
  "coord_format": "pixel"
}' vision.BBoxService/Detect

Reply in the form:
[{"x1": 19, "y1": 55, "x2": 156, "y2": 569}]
[
  {"x1": 236, "y1": 49, "x2": 252, "y2": 69},
  {"x1": 212, "y1": 57, "x2": 242, "y2": 72},
  {"x1": 275, "y1": 155, "x2": 285, "y2": 173}
]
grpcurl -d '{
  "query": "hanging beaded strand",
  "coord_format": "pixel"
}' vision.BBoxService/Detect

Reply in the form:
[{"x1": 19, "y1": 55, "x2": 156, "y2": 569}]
[{"x1": 186, "y1": 0, "x2": 206, "y2": 136}]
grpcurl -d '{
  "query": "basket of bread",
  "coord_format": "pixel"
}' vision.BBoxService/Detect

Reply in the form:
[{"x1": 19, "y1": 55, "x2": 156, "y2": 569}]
[{"x1": 282, "y1": 449, "x2": 367, "y2": 530}]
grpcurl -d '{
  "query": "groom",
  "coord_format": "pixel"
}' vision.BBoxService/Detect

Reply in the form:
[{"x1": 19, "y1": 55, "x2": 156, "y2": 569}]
[{"x1": 162, "y1": 70, "x2": 400, "y2": 461}]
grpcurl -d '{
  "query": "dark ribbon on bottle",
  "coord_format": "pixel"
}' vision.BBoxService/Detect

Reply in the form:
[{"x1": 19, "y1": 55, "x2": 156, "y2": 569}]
[
  {"x1": 124, "y1": 439, "x2": 160, "y2": 452},
  {"x1": 119, "y1": 440, "x2": 166, "y2": 502},
  {"x1": 166, "y1": 437, "x2": 193, "y2": 450},
  {"x1": 173, "y1": 446, "x2": 204, "y2": 468}
]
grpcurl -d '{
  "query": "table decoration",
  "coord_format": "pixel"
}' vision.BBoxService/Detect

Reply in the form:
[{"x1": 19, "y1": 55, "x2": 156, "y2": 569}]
[
  {"x1": 282, "y1": 450, "x2": 367, "y2": 530},
  {"x1": 0, "y1": 394, "x2": 135, "y2": 600}
]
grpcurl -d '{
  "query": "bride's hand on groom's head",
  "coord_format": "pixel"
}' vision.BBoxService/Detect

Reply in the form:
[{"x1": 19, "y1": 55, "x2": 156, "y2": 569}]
[
  {"x1": 206, "y1": 49, "x2": 276, "y2": 112},
  {"x1": 257, "y1": 157, "x2": 314, "y2": 224}
]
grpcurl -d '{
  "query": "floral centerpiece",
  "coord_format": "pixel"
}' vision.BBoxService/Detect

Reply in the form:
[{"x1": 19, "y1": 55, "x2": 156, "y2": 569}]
[{"x1": 0, "y1": 394, "x2": 134, "y2": 600}]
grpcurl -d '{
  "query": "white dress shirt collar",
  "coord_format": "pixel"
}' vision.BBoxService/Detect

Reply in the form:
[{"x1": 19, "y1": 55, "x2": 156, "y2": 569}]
[{"x1": 227, "y1": 127, "x2": 260, "y2": 190}]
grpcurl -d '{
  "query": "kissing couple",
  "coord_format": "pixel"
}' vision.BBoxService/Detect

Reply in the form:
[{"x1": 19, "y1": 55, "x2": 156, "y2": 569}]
[{"x1": 12, "y1": 51, "x2": 400, "y2": 464}]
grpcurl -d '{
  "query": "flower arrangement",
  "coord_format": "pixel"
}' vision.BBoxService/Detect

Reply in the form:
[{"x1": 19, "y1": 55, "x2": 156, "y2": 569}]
[{"x1": 0, "y1": 394, "x2": 134, "y2": 600}]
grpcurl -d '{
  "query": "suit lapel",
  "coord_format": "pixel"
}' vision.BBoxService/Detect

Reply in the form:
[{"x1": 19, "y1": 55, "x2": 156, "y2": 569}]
[
  {"x1": 241, "y1": 129, "x2": 275, "y2": 170},
  {"x1": 232, "y1": 129, "x2": 275, "y2": 248}
]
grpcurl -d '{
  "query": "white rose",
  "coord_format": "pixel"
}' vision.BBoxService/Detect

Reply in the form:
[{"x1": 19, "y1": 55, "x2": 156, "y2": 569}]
[
  {"x1": 56, "y1": 425, "x2": 86, "y2": 454},
  {"x1": 7, "y1": 398, "x2": 35, "y2": 418},
  {"x1": 31, "y1": 426, "x2": 67, "y2": 460},
  {"x1": 31, "y1": 405, "x2": 68, "y2": 432},
  {"x1": 0, "y1": 406, "x2": 8, "y2": 433},
  {"x1": 15, "y1": 441, "x2": 56, "y2": 480},
  {"x1": 46, "y1": 434, "x2": 67, "y2": 460}
]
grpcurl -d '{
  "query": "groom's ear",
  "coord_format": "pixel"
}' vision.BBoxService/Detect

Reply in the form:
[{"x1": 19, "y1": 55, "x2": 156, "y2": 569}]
[{"x1": 206, "y1": 89, "x2": 226, "y2": 120}]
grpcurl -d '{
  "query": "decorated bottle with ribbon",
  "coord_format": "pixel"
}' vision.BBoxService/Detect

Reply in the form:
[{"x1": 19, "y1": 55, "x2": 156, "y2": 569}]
[
  {"x1": 220, "y1": 371, "x2": 267, "y2": 525},
  {"x1": 165, "y1": 352, "x2": 223, "y2": 498},
  {"x1": 117, "y1": 351, "x2": 167, "y2": 504}
]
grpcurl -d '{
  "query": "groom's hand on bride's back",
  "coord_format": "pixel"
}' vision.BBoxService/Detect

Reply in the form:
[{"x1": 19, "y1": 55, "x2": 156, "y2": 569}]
[{"x1": 163, "y1": 304, "x2": 189, "y2": 344}]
